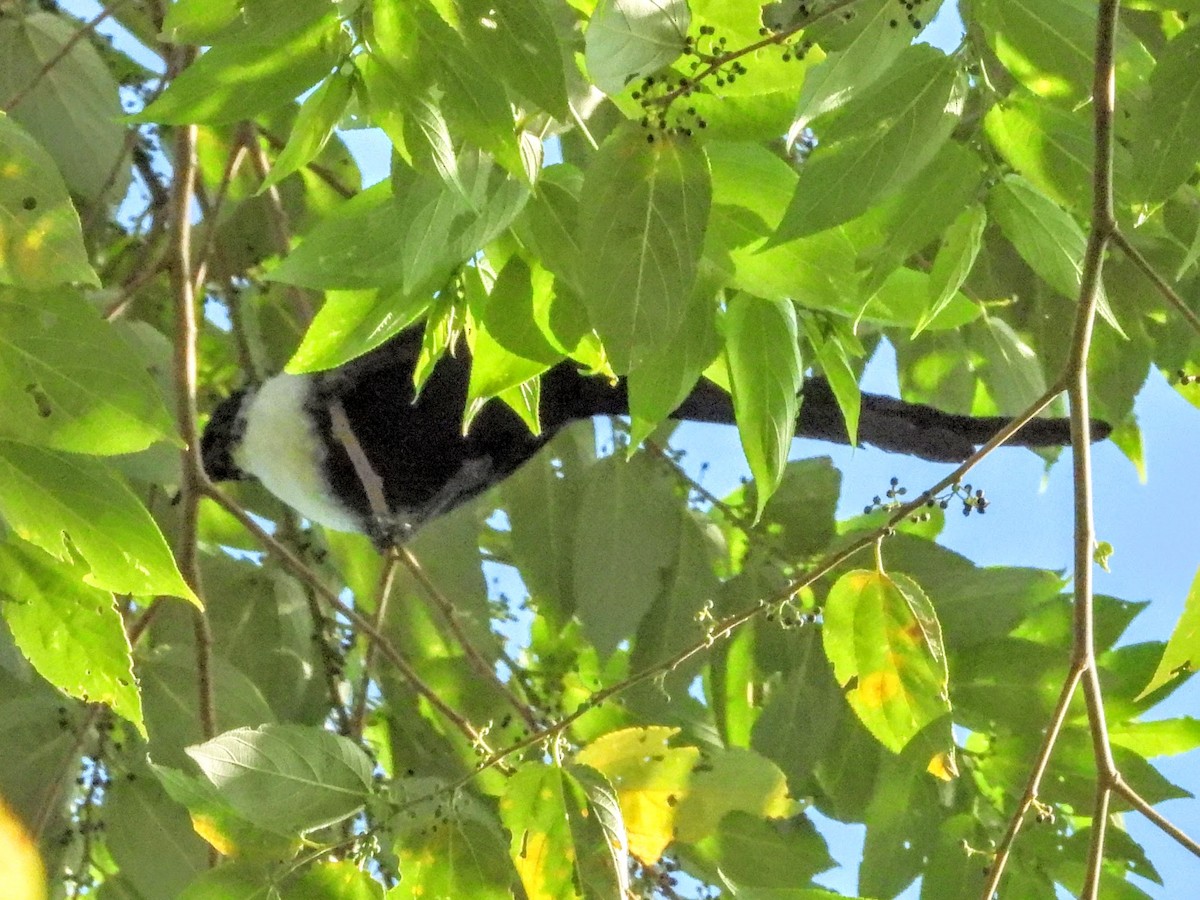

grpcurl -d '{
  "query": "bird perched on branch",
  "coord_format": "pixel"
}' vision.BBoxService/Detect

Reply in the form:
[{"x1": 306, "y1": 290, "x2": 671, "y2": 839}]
[{"x1": 201, "y1": 326, "x2": 1110, "y2": 544}]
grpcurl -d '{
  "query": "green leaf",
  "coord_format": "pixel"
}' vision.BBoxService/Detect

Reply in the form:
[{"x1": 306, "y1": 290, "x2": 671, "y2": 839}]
[
  {"x1": 136, "y1": 10, "x2": 346, "y2": 125},
  {"x1": 572, "y1": 455, "x2": 682, "y2": 655},
  {"x1": 0, "y1": 441, "x2": 195, "y2": 601},
  {"x1": 516, "y1": 164, "x2": 585, "y2": 295},
  {"x1": 0, "y1": 542, "x2": 144, "y2": 737},
  {"x1": 1110, "y1": 718, "x2": 1200, "y2": 758},
  {"x1": 260, "y1": 68, "x2": 355, "y2": 193},
  {"x1": 0, "y1": 12, "x2": 129, "y2": 203},
  {"x1": 916, "y1": 205, "x2": 987, "y2": 336},
  {"x1": 104, "y1": 767, "x2": 208, "y2": 899},
  {"x1": 704, "y1": 141, "x2": 860, "y2": 313},
  {"x1": 457, "y1": 0, "x2": 570, "y2": 118},
  {"x1": 578, "y1": 128, "x2": 711, "y2": 372},
  {"x1": 288, "y1": 861, "x2": 384, "y2": 899},
  {"x1": 702, "y1": 811, "x2": 833, "y2": 891},
  {"x1": 412, "y1": 8, "x2": 526, "y2": 180},
  {"x1": 774, "y1": 47, "x2": 967, "y2": 240},
  {"x1": 1139, "y1": 566, "x2": 1200, "y2": 699},
  {"x1": 801, "y1": 316, "x2": 861, "y2": 445},
  {"x1": 0, "y1": 115, "x2": 97, "y2": 289},
  {"x1": 0, "y1": 288, "x2": 175, "y2": 454},
  {"x1": 502, "y1": 765, "x2": 574, "y2": 896},
  {"x1": 185, "y1": 724, "x2": 374, "y2": 834},
  {"x1": 1130, "y1": 24, "x2": 1200, "y2": 204},
  {"x1": 725, "y1": 293, "x2": 802, "y2": 519},
  {"x1": 785, "y1": 0, "x2": 925, "y2": 135},
  {"x1": 987, "y1": 174, "x2": 1089, "y2": 295},
  {"x1": 574, "y1": 726, "x2": 700, "y2": 865},
  {"x1": 674, "y1": 747, "x2": 796, "y2": 843},
  {"x1": 287, "y1": 287, "x2": 429, "y2": 373},
  {"x1": 844, "y1": 140, "x2": 985, "y2": 290},
  {"x1": 161, "y1": 0, "x2": 242, "y2": 44},
  {"x1": 823, "y1": 569, "x2": 951, "y2": 753},
  {"x1": 273, "y1": 152, "x2": 529, "y2": 295},
  {"x1": 585, "y1": 0, "x2": 690, "y2": 96},
  {"x1": 626, "y1": 277, "x2": 721, "y2": 445},
  {"x1": 467, "y1": 257, "x2": 563, "y2": 412},
  {"x1": 389, "y1": 779, "x2": 514, "y2": 899},
  {"x1": 568, "y1": 765, "x2": 632, "y2": 899},
  {"x1": 868, "y1": 268, "x2": 983, "y2": 332},
  {"x1": 973, "y1": 0, "x2": 1152, "y2": 100},
  {"x1": 984, "y1": 92, "x2": 1116, "y2": 214}
]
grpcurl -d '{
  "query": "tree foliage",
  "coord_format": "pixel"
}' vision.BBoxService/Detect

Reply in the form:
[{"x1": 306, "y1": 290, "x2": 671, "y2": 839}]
[{"x1": 1, "y1": 0, "x2": 1200, "y2": 897}]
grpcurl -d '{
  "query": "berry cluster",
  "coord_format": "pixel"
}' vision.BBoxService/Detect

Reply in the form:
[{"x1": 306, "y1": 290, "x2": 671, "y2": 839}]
[
  {"x1": 1176, "y1": 369, "x2": 1200, "y2": 386},
  {"x1": 889, "y1": 0, "x2": 928, "y2": 30},
  {"x1": 863, "y1": 477, "x2": 991, "y2": 521}
]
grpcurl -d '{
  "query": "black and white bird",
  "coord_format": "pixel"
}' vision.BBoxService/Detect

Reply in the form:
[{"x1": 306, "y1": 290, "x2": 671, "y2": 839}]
[{"x1": 201, "y1": 326, "x2": 1109, "y2": 543}]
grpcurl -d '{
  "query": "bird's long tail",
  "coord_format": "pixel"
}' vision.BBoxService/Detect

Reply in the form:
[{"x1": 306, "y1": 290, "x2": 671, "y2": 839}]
[{"x1": 554, "y1": 370, "x2": 1110, "y2": 464}]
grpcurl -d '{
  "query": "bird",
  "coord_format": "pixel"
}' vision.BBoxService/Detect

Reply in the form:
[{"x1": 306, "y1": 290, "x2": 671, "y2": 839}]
[{"x1": 201, "y1": 325, "x2": 1111, "y2": 545}]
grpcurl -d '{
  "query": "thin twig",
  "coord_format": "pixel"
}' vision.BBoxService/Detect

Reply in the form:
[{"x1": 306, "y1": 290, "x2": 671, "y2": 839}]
[
  {"x1": 349, "y1": 552, "x2": 400, "y2": 739},
  {"x1": 161, "y1": 36, "x2": 217, "y2": 744},
  {"x1": 1111, "y1": 229, "x2": 1200, "y2": 339},
  {"x1": 397, "y1": 545, "x2": 541, "y2": 731},
  {"x1": 244, "y1": 129, "x2": 314, "y2": 326},
  {"x1": 191, "y1": 132, "x2": 250, "y2": 294},
  {"x1": 1111, "y1": 774, "x2": 1200, "y2": 858},
  {"x1": 980, "y1": 667, "x2": 1083, "y2": 898},
  {"x1": 2, "y1": 0, "x2": 131, "y2": 113},
  {"x1": 200, "y1": 482, "x2": 495, "y2": 754}
]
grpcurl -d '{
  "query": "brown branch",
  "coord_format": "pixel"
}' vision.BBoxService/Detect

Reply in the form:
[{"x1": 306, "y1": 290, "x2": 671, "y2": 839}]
[
  {"x1": 1111, "y1": 229, "x2": 1200, "y2": 339},
  {"x1": 349, "y1": 552, "x2": 400, "y2": 739},
  {"x1": 2, "y1": 0, "x2": 131, "y2": 113},
  {"x1": 167, "y1": 105, "x2": 216, "y2": 742},
  {"x1": 982, "y1": 3, "x2": 1123, "y2": 896},
  {"x1": 980, "y1": 668, "x2": 1083, "y2": 898},
  {"x1": 397, "y1": 545, "x2": 541, "y2": 731},
  {"x1": 1111, "y1": 774, "x2": 1200, "y2": 858},
  {"x1": 199, "y1": 482, "x2": 496, "y2": 754}
]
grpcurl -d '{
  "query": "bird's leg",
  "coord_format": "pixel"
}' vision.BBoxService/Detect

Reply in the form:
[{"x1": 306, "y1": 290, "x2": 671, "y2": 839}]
[{"x1": 327, "y1": 397, "x2": 395, "y2": 542}]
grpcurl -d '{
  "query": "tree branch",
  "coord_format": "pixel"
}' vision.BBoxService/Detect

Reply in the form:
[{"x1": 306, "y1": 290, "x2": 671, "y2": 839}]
[{"x1": 1110, "y1": 228, "x2": 1200, "y2": 340}]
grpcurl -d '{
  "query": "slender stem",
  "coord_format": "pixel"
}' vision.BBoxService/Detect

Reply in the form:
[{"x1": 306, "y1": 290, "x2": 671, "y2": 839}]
[
  {"x1": 979, "y1": 667, "x2": 1082, "y2": 899},
  {"x1": 200, "y1": 483, "x2": 493, "y2": 752},
  {"x1": 166, "y1": 90, "x2": 216, "y2": 739},
  {"x1": 1110, "y1": 229, "x2": 1200, "y2": 339},
  {"x1": 349, "y1": 552, "x2": 399, "y2": 739},
  {"x1": 398, "y1": 546, "x2": 541, "y2": 731},
  {"x1": 1111, "y1": 775, "x2": 1200, "y2": 858}
]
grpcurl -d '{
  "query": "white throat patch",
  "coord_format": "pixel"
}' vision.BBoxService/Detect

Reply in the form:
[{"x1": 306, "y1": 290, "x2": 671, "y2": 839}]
[{"x1": 232, "y1": 373, "x2": 364, "y2": 534}]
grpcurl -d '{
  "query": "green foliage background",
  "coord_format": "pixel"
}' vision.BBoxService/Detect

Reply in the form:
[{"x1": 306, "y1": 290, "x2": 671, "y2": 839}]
[{"x1": 1, "y1": 0, "x2": 1200, "y2": 897}]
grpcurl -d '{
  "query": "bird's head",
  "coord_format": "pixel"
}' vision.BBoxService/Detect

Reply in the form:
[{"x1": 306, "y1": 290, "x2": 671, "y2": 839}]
[{"x1": 200, "y1": 389, "x2": 252, "y2": 482}]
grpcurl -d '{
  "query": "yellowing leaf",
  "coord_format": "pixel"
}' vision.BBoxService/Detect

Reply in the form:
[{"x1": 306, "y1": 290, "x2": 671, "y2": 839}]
[
  {"x1": 822, "y1": 570, "x2": 951, "y2": 753},
  {"x1": 673, "y1": 748, "x2": 798, "y2": 844},
  {"x1": 0, "y1": 797, "x2": 45, "y2": 900},
  {"x1": 574, "y1": 726, "x2": 699, "y2": 864}
]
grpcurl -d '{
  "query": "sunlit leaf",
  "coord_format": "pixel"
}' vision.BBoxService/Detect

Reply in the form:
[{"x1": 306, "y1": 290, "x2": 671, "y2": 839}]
[
  {"x1": 0, "y1": 116, "x2": 97, "y2": 289},
  {"x1": 585, "y1": 0, "x2": 689, "y2": 96},
  {"x1": 1139, "y1": 567, "x2": 1200, "y2": 699},
  {"x1": 578, "y1": 127, "x2": 711, "y2": 371},
  {"x1": 823, "y1": 569, "x2": 951, "y2": 753},
  {"x1": 725, "y1": 293, "x2": 802, "y2": 519},
  {"x1": 0, "y1": 441, "x2": 195, "y2": 601},
  {"x1": 0, "y1": 542, "x2": 144, "y2": 737},
  {"x1": 574, "y1": 727, "x2": 700, "y2": 865}
]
